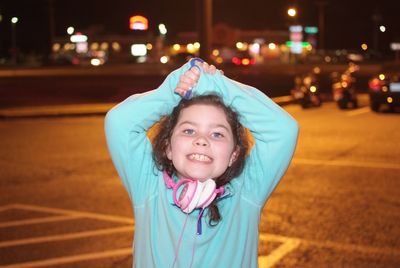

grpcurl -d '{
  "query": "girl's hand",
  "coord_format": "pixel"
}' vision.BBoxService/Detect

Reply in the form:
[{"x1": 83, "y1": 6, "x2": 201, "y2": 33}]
[
  {"x1": 175, "y1": 61, "x2": 223, "y2": 97},
  {"x1": 200, "y1": 62, "x2": 221, "y2": 75},
  {"x1": 175, "y1": 66, "x2": 200, "y2": 97}
]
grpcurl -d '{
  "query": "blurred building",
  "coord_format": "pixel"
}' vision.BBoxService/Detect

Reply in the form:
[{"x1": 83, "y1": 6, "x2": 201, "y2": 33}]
[{"x1": 50, "y1": 22, "x2": 324, "y2": 66}]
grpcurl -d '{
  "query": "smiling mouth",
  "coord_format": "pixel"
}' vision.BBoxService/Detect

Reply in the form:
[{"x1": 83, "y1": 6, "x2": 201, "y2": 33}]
[{"x1": 188, "y1": 153, "x2": 212, "y2": 163}]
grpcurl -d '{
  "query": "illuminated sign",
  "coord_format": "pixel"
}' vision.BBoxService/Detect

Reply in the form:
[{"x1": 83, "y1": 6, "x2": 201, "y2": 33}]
[
  {"x1": 70, "y1": 33, "x2": 88, "y2": 43},
  {"x1": 76, "y1": 42, "x2": 88, "y2": 53},
  {"x1": 289, "y1": 25, "x2": 304, "y2": 54},
  {"x1": 390, "y1": 43, "x2": 400, "y2": 51},
  {"x1": 305, "y1": 26, "x2": 318, "y2": 34},
  {"x1": 130, "y1": 15, "x2": 148, "y2": 30},
  {"x1": 131, "y1": 44, "x2": 147, "y2": 56},
  {"x1": 286, "y1": 41, "x2": 311, "y2": 47},
  {"x1": 289, "y1": 25, "x2": 303, "y2": 33}
]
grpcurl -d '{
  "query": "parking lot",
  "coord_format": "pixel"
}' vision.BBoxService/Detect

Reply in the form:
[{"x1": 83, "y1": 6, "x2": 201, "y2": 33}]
[{"x1": 1, "y1": 100, "x2": 400, "y2": 267}]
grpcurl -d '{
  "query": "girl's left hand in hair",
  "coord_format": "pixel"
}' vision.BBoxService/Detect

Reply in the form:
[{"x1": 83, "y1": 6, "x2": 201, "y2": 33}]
[{"x1": 175, "y1": 61, "x2": 223, "y2": 97}]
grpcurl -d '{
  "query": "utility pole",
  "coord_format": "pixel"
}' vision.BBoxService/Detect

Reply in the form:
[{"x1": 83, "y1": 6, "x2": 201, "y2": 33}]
[
  {"x1": 315, "y1": 0, "x2": 327, "y2": 51},
  {"x1": 371, "y1": 9, "x2": 382, "y2": 53},
  {"x1": 197, "y1": 0, "x2": 212, "y2": 62},
  {"x1": 48, "y1": 0, "x2": 56, "y2": 61}
]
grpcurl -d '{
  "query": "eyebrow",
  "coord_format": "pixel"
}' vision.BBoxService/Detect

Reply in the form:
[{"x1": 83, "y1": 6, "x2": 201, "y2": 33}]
[{"x1": 178, "y1": 121, "x2": 231, "y2": 132}]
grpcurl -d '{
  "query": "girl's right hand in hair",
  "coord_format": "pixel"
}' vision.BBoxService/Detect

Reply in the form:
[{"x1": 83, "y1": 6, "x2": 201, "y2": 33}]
[{"x1": 175, "y1": 61, "x2": 222, "y2": 97}]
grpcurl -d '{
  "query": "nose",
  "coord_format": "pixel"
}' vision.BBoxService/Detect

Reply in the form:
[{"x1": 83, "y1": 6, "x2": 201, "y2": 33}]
[{"x1": 193, "y1": 136, "x2": 209, "y2": 147}]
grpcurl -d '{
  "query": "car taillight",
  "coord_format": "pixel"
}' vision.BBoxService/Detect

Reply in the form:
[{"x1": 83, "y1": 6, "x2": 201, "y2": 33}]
[
  {"x1": 369, "y1": 78, "x2": 383, "y2": 91},
  {"x1": 241, "y1": 58, "x2": 250, "y2": 66},
  {"x1": 232, "y1": 57, "x2": 241, "y2": 65}
]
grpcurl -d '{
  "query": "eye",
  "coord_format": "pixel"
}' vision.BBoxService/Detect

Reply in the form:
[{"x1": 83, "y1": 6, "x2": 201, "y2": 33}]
[
  {"x1": 183, "y1": 129, "x2": 195, "y2": 135},
  {"x1": 211, "y1": 132, "x2": 224, "y2": 139}
]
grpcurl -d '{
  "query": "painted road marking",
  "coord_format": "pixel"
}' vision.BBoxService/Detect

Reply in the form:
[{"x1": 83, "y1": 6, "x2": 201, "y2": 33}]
[
  {"x1": 258, "y1": 234, "x2": 300, "y2": 268},
  {"x1": 10, "y1": 203, "x2": 134, "y2": 224},
  {"x1": 259, "y1": 232, "x2": 400, "y2": 257},
  {"x1": 1, "y1": 248, "x2": 133, "y2": 268},
  {"x1": 0, "y1": 205, "x2": 15, "y2": 212},
  {"x1": 0, "y1": 215, "x2": 81, "y2": 228},
  {"x1": 1, "y1": 203, "x2": 399, "y2": 268},
  {"x1": 293, "y1": 158, "x2": 400, "y2": 170},
  {"x1": 346, "y1": 106, "x2": 370, "y2": 116},
  {"x1": 0, "y1": 225, "x2": 133, "y2": 248}
]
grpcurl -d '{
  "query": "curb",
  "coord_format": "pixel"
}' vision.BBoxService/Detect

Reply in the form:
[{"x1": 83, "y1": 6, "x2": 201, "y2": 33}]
[
  {"x1": 0, "y1": 103, "x2": 115, "y2": 119},
  {"x1": 0, "y1": 96, "x2": 295, "y2": 119}
]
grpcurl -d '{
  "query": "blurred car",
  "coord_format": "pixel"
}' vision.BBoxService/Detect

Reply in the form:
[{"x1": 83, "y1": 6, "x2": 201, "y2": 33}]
[
  {"x1": 368, "y1": 65, "x2": 400, "y2": 112},
  {"x1": 291, "y1": 68, "x2": 322, "y2": 109},
  {"x1": 331, "y1": 63, "x2": 359, "y2": 109},
  {"x1": 231, "y1": 51, "x2": 255, "y2": 66}
]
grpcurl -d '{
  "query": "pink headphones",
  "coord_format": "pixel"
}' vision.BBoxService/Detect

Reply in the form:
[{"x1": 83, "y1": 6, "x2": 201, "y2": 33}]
[{"x1": 163, "y1": 171, "x2": 224, "y2": 213}]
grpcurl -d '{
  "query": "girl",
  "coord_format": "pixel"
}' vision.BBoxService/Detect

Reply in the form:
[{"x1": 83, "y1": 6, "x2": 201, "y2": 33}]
[{"x1": 105, "y1": 59, "x2": 298, "y2": 268}]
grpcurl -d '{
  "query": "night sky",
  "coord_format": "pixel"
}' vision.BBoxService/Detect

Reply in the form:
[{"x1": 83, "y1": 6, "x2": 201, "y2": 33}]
[{"x1": 1, "y1": 0, "x2": 400, "y2": 56}]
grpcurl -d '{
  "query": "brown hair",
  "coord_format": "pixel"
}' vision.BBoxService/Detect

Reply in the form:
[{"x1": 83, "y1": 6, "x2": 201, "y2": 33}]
[{"x1": 152, "y1": 94, "x2": 249, "y2": 225}]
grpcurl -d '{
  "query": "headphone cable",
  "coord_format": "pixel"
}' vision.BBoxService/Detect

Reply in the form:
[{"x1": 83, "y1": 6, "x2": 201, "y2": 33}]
[{"x1": 171, "y1": 213, "x2": 189, "y2": 268}]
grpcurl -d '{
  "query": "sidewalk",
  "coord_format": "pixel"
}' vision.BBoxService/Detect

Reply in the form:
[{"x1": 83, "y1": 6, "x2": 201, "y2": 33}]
[{"x1": 0, "y1": 95, "x2": 295, "y2": 119}]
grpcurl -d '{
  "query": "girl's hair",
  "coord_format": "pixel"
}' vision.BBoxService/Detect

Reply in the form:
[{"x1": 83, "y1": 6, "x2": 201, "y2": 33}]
[{"x1": 152, "y1": 94, "x2": 249, "y2": 225}]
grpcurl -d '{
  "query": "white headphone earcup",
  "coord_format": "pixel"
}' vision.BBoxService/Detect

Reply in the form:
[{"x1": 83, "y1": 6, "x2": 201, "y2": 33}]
[
  {"x1": 197, "y1": 179, "x2": 217, "y2": 209},
  {"x1": 182, "y1": 181, "x2": 203, "y2": 213}
]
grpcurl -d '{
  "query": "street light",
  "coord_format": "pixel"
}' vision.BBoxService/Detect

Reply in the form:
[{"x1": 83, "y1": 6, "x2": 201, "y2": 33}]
[
  {"x1": 156, "y1": 24, "x2": 167, "y2": 61},
  {"x1": 67, "y1": 26, "x2": 75, "y2": 35},
  {"x1": 158, "y1": 24, "x2": 167, "y2": 35},
  {"x1": 287, "y1": 7, "x2": 297, "y2": 17},
  {"x1": 11, "y1": 17, "x2": 19, "y2": 65}
]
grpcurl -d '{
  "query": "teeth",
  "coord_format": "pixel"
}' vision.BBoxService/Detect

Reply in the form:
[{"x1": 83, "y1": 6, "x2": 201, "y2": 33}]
[{"x1": 189, "y1": 154, "x2": 211, "y2": 162}]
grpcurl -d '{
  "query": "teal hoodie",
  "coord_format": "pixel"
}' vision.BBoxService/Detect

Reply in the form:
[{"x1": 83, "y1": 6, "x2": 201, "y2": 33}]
[{"x1": 105, "y1": 62, "x2": 299, "y2": 268}]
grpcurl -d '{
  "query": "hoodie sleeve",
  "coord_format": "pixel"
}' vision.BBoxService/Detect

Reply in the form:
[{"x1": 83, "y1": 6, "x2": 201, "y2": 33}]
[
  {"x1": 193, "y1": 72, "x2": 299, "y2": 207},
  {"x1": 104, "y1": 64, "x2": 189, "y2": 205}
]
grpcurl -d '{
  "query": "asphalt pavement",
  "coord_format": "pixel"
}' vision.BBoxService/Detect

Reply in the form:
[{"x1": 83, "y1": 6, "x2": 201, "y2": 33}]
[{"x1": 1, "y1": 97, "x2": 399, "y2": 267}]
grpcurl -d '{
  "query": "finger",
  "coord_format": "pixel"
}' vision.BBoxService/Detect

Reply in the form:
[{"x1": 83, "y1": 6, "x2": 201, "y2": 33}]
[
  {"x1": 202, "y1": 62, "x2": 210, "y2": 71},
  {"x1": 180, "y1": 76, "x2": 197, "y2": 88},
  {"x1": 174, "y1": 87, "x2": 187, "y2": 97},
  {"x1": 182, "y1": 70, "x2": 199, "y2": 84},
  {"x1": 209, "y1": 64, "x2": 217, "y2": 74},
  {"x1": 187, "y1": 68, "x2": 200, "y2": 80},
  {"x1": 189, "y1": 66, "x2": 201, "y2": 76},
  {"x1": 193, "y1": 60, "x2": 204, "y2": 70},
  {"x1": 201, "y1": 62, "x2": 219, "y2": 75},
  {"x1": 177, "y1": 79, "x2": 195, "y2": 91}
]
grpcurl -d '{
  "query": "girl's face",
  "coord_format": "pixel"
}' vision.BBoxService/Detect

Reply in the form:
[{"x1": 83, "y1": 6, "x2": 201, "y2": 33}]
[{"x1": 166, "y1": 104, "x2": 237, "y2": 182}]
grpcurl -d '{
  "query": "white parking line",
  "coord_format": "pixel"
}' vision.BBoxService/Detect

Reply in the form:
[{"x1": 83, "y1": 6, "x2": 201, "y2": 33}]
[
  {"x1": 0, "y1": 225, "x2": 133, "y2": 248},
  {"x1": 1, "y1": 248, "x2": 133, "y2": 268},
  {"x1": 293, "y1": 158, "x2": 400, "y2": 170},
  {"x1": 10, "y1": 204, "x2": 134, "y2": 224},
  {"x1": 0, "y1": 204, "x2": 15, "y2": 212},
  {"x1": 259, "y1": 240, "x2": 301, "y2": 268},
  {"x1": 2, "y1": 204, "x2": 399, "y2": 268},
  {"x1": 0, "y1": 215, "x2": 81, "y2": 228},
  {"x1": 346, "y1": 107, "x2": 370, "y2": 116},
  {"x1": 258, "y1": 234, "x2": 301, "y2": 268}
]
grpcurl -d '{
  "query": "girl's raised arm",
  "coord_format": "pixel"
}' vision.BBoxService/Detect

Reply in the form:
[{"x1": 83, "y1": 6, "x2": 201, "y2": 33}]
[
  {"x1": 192, "y1": 70, "x2": 299, "y2": 206},
  {"x1": 104, "y1": 65, "x2": 188, "y2": 203}
]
